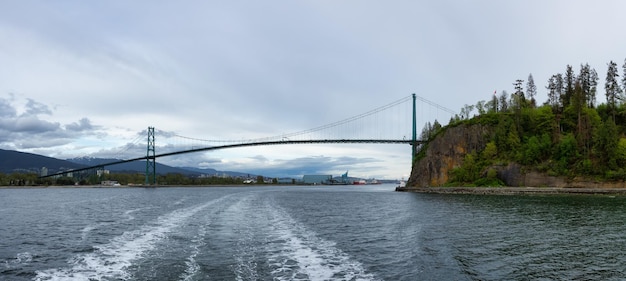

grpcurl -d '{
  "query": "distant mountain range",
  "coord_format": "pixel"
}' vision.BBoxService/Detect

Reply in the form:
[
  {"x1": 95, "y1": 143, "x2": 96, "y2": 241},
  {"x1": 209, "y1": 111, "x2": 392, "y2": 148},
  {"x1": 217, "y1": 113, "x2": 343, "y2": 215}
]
[
  {"x1": 0, "y1": 149, "x2": 84, "y2": 174},
  {"x1": 0, "y1": 149, "x2": 253, "y2": 177},
  {"x1": 67, "y1": 157, "x2": 195, "y2": 175}
]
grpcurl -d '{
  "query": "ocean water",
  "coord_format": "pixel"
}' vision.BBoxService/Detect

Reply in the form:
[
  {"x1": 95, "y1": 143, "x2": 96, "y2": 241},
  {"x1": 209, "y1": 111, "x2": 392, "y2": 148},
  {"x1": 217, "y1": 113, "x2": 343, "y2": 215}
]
[{"x1": 2, "y1": 185, "x2": 626, "y2": 280}]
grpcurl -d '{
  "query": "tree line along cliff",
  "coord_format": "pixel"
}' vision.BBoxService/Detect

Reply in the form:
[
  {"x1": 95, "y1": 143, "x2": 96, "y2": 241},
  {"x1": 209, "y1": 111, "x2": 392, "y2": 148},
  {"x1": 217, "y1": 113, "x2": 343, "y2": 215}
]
[{"x1": 408, "y1": 60, "x2": 626, "y2": 187}]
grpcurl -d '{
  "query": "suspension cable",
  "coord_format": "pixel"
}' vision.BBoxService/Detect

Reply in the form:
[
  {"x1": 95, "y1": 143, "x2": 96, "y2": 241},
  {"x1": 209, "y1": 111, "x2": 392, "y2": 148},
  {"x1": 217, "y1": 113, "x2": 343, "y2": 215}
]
[{"x1": 170, "y1": 94, "x2": 455, "y2": 144}]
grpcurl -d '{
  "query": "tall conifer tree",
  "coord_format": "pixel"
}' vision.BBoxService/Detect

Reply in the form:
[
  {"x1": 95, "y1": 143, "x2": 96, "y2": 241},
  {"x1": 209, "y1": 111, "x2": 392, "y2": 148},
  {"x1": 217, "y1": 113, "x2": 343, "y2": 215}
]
[
  {"x1": 564, "y1": 65, "x2": 576, "y2": 108},
  {"x1": 605, "y1": 60, "x2": 621, "y2": 121},
  {"x1": 622, "y1": 58, "x2": 626, "y2": 99},
  {"x1": 546, "y1": 75, "x2": 559, "y2": 111},
  {"x1": 578, "y1": 64, "x2": 598, "y2": 108},
  {"x1": 526, "y1": 74, "x2": 537, "y2": 107}
]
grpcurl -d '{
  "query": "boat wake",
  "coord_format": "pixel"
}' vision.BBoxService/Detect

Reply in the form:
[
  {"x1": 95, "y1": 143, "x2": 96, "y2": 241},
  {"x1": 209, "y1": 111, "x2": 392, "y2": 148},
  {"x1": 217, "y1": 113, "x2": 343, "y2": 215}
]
[
  {"x1": 32, "y1": 190, "x2": 378, "y2": 281},
  {"x1": 34, "y1": 195, "x2": 232, "y2": 281},
  {"x1": 265, "y1": 200, "x2": 378, "y2": 281}
]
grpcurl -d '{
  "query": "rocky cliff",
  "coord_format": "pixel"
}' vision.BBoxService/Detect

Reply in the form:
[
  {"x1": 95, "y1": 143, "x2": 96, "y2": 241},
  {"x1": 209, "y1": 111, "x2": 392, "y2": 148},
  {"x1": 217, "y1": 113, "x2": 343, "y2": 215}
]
[
  {"x1": 405, "y1": 123, "x2": 578, "y2": 188},
  {"x1": 407, "y1": 123, "x2": 491, "y2": 187}
]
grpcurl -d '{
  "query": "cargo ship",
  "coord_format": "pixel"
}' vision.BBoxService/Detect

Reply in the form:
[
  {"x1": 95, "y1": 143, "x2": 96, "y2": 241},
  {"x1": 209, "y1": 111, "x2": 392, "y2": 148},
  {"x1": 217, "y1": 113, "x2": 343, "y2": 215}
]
[{"x1": 353, "y1": 179, "x2": 367, "y2": 185}]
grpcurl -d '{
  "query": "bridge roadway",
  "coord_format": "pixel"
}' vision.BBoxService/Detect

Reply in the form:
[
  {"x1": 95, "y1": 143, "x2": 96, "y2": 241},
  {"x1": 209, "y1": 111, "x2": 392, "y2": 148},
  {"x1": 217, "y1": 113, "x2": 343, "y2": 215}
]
[{"x1": 40, "y1": 139, "x2": 424, "y2": 179}]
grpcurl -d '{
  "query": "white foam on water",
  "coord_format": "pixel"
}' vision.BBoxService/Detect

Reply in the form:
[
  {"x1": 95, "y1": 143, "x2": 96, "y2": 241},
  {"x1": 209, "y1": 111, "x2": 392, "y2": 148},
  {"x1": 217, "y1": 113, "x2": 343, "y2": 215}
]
[
  {"x1": 3, "y1": 252, "x2": 32, "y2": 272},
  {"x1": 80, "y1": 225, "x2": 96, "y2": 241},
  {"x1": 122, "y1": 207, "x2": 144, "y2": 221},
  {"x1": 229, "y1": 194, "x2": 261, "y2": 281},
  {"x1": 180, "y1": 224, "x2": 207, "y2": 281},
  {"x1": 5, "y1": 252, "x2": 32, "y2": 267},
  {"x1": 173, "y1": 198, "x2": 187, "y2": 206},
  {"x1": 267, "y1": 204, "x2": 378, "y2": 281},
  {"x1": 34, "y1": 196, "x2": 232, "y2": 281}
]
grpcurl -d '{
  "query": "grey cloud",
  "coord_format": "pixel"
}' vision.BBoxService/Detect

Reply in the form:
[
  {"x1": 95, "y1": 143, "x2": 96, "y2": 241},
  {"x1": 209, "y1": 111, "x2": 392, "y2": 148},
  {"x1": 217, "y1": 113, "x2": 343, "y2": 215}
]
[
  {"x1": 13, "y1": 116, "x2": 60, "y2": 133},
  {"x1": 0, "y1": 127, "x2": 73, "y2": 150},
  {"x1": 0, "y1": 97, "x2": 59, "y2": 133},
  {"x1": 89, "y1": 141, "x2": 146, "y2": 159},
  {"x1": 249, "y1": 155, "x2": 269, "y2": 162},
  {"x1": 83, "y1": 141, "x2": 146, "y2": 159},
  {"x1": 24, "y1": 98, "x2": 52, "y2": 115},
  {"x1": 155, "y1": 130, "x2": 177, "y2": 138},
  {"x1": 0, "y1": 130, "x2": 16, "y2": 146},
  {"x1": 0, "y1": 96, "x2": 105, "y2": 150},
  {"x1": 0, "y1": 98, "x2": 17, "y2": 117},
  {"x1": 15, "y1": 136, "x2": 71, "y2": 149},
  {"x1": 198, "y1": 158, "x2": 222, "y2": 166},
  {"x1": 66, "y1": 118, "x2": 95, "y2": 132}
]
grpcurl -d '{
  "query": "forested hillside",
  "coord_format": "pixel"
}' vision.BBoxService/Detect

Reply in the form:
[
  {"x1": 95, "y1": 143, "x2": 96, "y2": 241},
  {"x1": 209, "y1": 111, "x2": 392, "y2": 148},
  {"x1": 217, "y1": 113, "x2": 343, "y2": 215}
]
[{"x1": 419, "y1": 59, "x2": 626, "y2": 186}]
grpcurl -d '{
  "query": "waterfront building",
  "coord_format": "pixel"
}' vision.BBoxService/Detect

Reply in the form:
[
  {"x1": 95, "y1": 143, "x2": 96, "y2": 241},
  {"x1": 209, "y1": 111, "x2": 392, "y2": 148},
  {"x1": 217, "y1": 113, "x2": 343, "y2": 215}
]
[
  {"x1": 277, "y1": 178, "x2": 295, "y2": 184},
  {"x1": 302, "y1": 175, "x2": 332, "y2": 185},
  {"x1": 97, "y1": 169, "x2": 110, "y2": 176}
]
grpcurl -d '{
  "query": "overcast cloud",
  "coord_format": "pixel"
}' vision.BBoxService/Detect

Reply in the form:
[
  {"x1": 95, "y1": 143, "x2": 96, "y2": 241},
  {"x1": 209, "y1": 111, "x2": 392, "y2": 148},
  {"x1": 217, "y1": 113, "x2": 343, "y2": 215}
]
[{"x1": 1, "y1": 1, "x2": 626, "y2": 179}]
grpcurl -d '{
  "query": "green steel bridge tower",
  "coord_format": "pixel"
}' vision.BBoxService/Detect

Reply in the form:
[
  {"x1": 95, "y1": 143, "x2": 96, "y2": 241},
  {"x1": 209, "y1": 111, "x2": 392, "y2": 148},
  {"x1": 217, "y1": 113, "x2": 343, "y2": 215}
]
[
  {"x1": 412, "y1": 93, "x2": 417, "y2": 163},
  {"x1": 145, "y1": 126, "x2": 156, "y2": 185}
]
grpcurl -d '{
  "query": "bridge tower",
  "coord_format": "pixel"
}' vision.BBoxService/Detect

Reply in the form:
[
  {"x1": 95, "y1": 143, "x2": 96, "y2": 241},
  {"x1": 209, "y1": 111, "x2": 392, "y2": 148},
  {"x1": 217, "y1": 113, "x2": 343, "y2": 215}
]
[
  {"x1": 412, "y1": 93, "x2": 417, "y2": 162},
  {"x1": 145, "y1": 126, "x2": 156, "y2": 185}
]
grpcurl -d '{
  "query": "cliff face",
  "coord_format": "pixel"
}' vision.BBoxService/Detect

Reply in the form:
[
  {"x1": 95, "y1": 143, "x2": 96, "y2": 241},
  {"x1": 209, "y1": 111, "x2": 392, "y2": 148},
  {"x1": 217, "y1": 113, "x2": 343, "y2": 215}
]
[
  {"x1": 492, "y1": 163, "x2": 566, "y2": 187},
  {"x1": 407, "y1": 124, "x2": 491, "y2": 187},
  {"x1": 405, "y1": 123, "x2": 575, "y2": 188}
]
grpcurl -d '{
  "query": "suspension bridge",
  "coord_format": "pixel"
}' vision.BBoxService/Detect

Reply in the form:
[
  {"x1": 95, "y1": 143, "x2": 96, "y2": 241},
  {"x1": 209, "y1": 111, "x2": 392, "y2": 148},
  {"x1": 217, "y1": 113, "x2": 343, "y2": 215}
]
[{"x1": 40, "y1": 94, "x2": 456, "y2": 184}]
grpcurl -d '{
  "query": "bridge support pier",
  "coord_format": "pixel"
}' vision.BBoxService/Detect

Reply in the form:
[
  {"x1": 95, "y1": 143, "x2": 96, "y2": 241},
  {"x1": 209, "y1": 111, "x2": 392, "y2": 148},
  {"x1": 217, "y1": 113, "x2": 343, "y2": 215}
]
[
  {"x1": 412, "y1": 93, "x2": 417, "y2": 163},
  {"x1": 145, "y1": 127, "x2": 156, "y2": 185}
]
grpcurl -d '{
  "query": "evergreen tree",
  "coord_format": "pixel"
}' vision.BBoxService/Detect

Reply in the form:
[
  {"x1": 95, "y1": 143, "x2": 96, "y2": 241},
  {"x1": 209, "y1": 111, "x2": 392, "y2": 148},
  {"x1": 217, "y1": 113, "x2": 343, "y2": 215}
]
[
  {"x1": 546, "y1": 75, "x2": 559, "y2": 112},
  {"x1": 526, "y1": 74, "x2": 537, "y2": 107},
  {"x1": 420, "y1": 120, "x2": 443, "y2": 141},
  {"x1": 489, "y1": 91, "x2": 499, "y2": 113},
  {"x1": 513, "y1": 79, "x2": 525, "y2": 103},
  {"x1": 555, "y1": 73, "x2": 564, "y2": 111},
  {"x1": 578, "y1": 64, "x2": 598, "y2": 108},
  {"x1": 475, "y1": 100, "x2": 486, "y2": 115},
  {"x1": 605, "y1": 60, "x2": 622, "y2": 120},
  {"x1": 589, "y1": 67, "x2": 599, "y2": 108},
  {"x1": 499, "y1": 91, "x2": 509, "y2": 112},
  {"x1": 578, "y1": 64, "x2": 590, "y2": 106},
  {"x1": 623, "y1": 58, "x2": 626, "y2": 99},
  {"x1": 420, "y1": 121, "x2": 432, "y2": 140},
  {"x1": 432, "y1": 120, "x2": 442, "y2": 133},
  {"x1": 564, "y1": 65, "x2": 576, "y2": 108},
  {"x1": 510, "y1": 87, "x2": 524, "y2": 136},
  {"x1": 460, "y1": 104, "x2": 475, "y2": 120}
]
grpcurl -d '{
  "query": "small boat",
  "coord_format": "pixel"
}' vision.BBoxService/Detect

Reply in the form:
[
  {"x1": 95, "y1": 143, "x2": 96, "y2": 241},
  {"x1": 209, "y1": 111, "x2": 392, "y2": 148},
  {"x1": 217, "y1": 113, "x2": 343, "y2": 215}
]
[{"x1": 397, "y1": 179, "x2": 406, "y2": 188}]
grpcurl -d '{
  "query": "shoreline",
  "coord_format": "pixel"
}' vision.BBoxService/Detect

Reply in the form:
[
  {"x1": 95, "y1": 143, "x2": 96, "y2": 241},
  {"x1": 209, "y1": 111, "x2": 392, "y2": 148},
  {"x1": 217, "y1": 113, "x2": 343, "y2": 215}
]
[
  {"x1": 0, "y1": 184, "x2": 269, "y2": 189},
  {"x1": 396, "y1": 186, "x2": 626, "y2": 195},
  {"x1": 0, "y1": 184, "x2": 360, "y2": 189}
]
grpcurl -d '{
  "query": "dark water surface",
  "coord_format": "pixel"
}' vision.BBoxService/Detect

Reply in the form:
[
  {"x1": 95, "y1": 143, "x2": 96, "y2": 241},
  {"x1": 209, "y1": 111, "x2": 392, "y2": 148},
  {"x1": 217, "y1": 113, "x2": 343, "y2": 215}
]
[{"x1": 2, "y1": 185, "x2": 626, "y2": 280}]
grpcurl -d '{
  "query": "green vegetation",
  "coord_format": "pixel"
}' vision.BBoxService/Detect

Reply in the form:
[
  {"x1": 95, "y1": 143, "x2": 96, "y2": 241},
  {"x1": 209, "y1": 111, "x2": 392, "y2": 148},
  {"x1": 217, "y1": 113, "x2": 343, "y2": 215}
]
[
  {"x1": 0, "y1": 172, "x2": 42, "y2": 186},
  {"x1": 0, "y1": 171, "x2": 271, "y2": 186},
  {"x1": 420, "y1": 60, "x2": 626, "y2": 186}
]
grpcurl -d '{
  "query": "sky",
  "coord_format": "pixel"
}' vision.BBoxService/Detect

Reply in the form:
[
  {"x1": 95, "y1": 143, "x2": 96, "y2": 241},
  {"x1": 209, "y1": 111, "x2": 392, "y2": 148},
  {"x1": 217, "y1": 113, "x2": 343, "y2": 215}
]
[{"x1": 1, "y1": 0, "x2": 626, "y2": 180}]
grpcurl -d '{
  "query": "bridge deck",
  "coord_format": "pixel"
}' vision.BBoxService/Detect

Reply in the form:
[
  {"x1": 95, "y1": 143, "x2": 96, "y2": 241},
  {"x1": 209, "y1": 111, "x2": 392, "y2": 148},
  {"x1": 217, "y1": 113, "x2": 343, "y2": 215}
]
[{"x1": 39, "y1": 139, "x2": 423, "y2": 179}]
